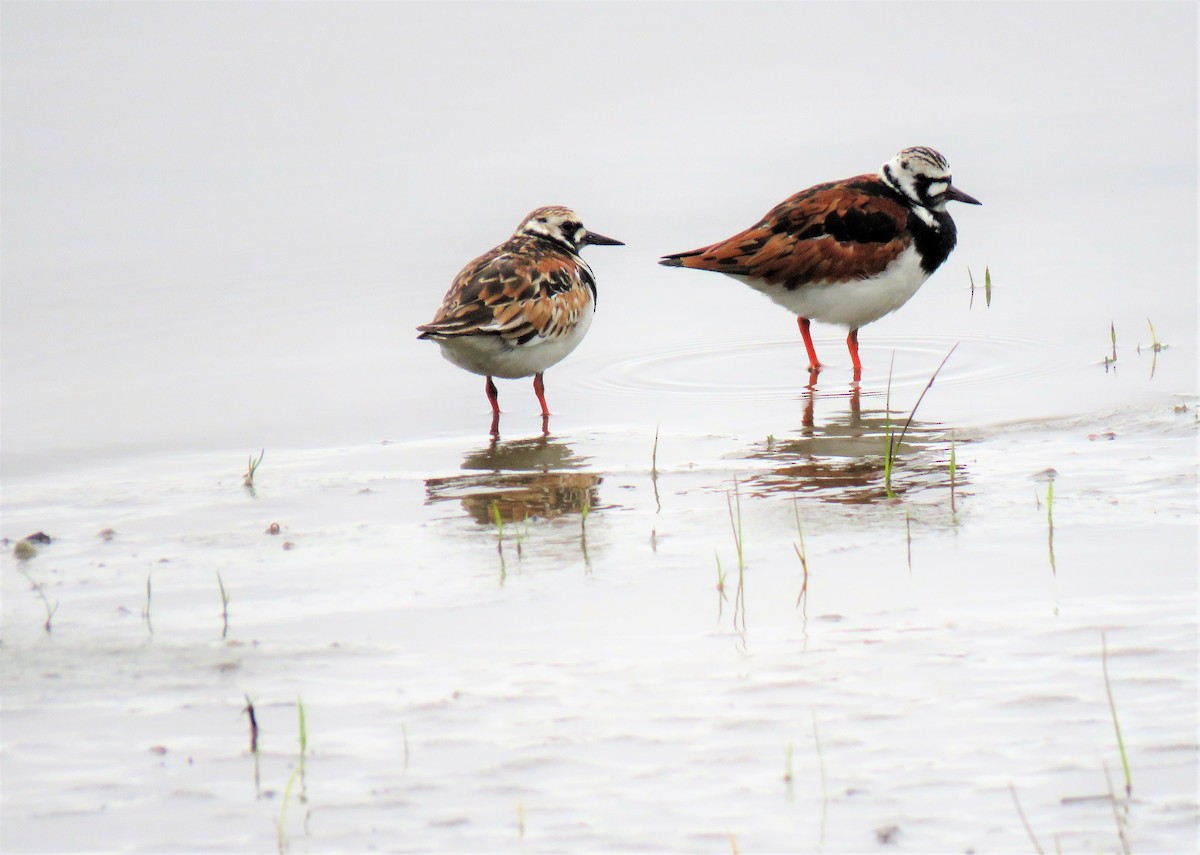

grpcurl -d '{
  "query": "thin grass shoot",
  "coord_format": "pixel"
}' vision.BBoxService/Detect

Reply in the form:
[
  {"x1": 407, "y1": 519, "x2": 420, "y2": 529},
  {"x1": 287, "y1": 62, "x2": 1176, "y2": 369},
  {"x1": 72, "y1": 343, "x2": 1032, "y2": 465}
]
[
  {"x1": 792, "y1": 499, "x2": 809, "y2": 610},
  {"x1": 783, "y1": 741, "x2": 795, "y2": 801},
  {"x1": 949, "y1": 432, "x2": 958, "y2": 515},
  {"x1": 727, "y1": 480, "x2": 746, "y2": 629},
  {"x1": 905, "y1": 510, "x2": 913, "y2": 574},
  {"x1": 217, "y1": 572, "x2": 231, "y2": 639},
  {"x1": 244, "y1": 448, "x2": 265, "y2": 489},
  {"x1": 142, "y1": 572, "x2": 154, "y2": 636},
  {"x1": 813, "y1": 711, "x2": 828, "y2": 847},
  {"x1": 884, "y1": 352, "x2": 896, "y2": 498},
  {"x1": 715, "y1": 551, "x2": 728, "y2": 622},
  {"x1": 1102, "y1": 632, "x2": 1132, "y2": 797},
  {"x1": 1047, "y1": 478, "x2": 1056, "y2": 574},
  {"x1": 15, "y1": 567, "x2": 58, "y2": 634},
  {"x1": 297, "y1": 696, "x2": 308, "y2": 801}
]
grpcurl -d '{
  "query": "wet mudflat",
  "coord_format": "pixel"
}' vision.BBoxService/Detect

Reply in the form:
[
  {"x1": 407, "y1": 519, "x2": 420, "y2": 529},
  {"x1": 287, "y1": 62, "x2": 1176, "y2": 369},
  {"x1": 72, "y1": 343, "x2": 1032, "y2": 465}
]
[{"x1": 3, "y1": 344, "x2": 1196, "y2": 853}]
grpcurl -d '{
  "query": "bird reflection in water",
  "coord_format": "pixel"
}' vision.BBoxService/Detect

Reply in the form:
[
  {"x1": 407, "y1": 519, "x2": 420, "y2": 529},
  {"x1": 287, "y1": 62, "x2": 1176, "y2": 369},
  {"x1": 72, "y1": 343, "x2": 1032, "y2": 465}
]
[
  {"x1": 424, "y1": 433, "x2": 602, "y2": 524},
  {"x1": 742, "y1": 384, "x2": 968, "y2": 504}
]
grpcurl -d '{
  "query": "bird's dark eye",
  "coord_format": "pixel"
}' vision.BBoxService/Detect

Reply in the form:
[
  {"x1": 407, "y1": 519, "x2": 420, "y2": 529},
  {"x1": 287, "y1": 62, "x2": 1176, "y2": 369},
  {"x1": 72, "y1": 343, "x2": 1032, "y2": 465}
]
[
  {"x1": 901, "y1": 160, "x2": 910, "y2": 169},
  {"x1": 537, "y1": 217, "x2": 548, "y2": 224}
]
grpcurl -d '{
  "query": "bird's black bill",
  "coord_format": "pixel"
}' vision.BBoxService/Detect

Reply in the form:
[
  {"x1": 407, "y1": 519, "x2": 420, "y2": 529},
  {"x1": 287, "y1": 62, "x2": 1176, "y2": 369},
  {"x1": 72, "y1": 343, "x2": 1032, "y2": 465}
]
[
  {"x1": 582, "y1": 231, "x2": 624, "y2": 246},
  {"x1": 945, "y1": 185, "x2": 982, "y2": 205}
]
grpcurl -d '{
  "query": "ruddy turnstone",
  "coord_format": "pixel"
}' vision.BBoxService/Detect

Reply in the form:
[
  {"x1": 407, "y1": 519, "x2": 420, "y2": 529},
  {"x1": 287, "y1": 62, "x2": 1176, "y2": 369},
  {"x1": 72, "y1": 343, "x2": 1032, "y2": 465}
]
[
  {"x1": 659, "y1": 146, "x2": 980, "y2": 380},
  {"x1": 417, "y1": 206, "x2": 623, "y2": 427}
]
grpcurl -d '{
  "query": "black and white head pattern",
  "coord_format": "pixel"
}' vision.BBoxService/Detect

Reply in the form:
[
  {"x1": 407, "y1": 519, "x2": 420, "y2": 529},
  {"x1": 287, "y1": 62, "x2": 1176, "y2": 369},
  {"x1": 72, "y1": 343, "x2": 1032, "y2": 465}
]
[
  {"x1": 516, "y1": 206, "x2": 589, "y2": 253},
  {"x1": 880, "y1": 146, "x2": 957, "y2": 225}
]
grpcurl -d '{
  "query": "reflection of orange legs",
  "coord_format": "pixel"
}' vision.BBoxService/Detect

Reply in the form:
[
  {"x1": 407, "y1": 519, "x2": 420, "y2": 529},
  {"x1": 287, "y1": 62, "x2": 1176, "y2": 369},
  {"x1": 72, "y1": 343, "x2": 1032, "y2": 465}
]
[
  {"x1": 846, "y1": 329, "x2": 862, "y2": 382},
  {"x1": 532, "y1": 372, "x2": 550, "y2": 417},
  {"x1": 797, "y1": 317, "x2": 821, "y2": 375}
]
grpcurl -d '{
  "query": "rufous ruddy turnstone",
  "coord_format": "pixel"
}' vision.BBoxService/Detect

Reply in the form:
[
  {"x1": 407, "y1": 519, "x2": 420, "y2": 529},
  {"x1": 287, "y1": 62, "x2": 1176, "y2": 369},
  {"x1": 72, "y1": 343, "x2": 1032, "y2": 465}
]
[
  {"x1": 659, "y1": 146, "x2": 980, "y2": 380},
  {"x1": 418, "y1": 206, "x2": 623, "y2": 430}
]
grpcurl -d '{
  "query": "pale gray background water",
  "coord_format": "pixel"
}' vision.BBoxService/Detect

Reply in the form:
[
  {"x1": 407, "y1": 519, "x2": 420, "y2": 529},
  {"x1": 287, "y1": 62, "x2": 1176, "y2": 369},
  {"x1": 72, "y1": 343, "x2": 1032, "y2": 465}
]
[
  {"x1": 3, "y1": 4, "x2": 1197, "y2": 854},
  {"x1": 4, "y1": 2, "x2": 1195, "y2": 471}
]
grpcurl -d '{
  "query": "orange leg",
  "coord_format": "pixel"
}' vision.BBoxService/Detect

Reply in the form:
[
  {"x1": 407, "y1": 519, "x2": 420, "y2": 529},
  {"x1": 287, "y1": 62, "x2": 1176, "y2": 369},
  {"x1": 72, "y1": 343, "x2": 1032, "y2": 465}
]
[
  {"x1": 485, "y1": 376, "x2": 500, "y2": 414},
  {"x1": 797, "y1": 317, "x2": 821, "y2": 373},
  {"x1": 532, "y1": 372, "x2": 550, "y2": 417},
  {"x1": 846, "y1": 328, "x2": 862, "y2": 381}
]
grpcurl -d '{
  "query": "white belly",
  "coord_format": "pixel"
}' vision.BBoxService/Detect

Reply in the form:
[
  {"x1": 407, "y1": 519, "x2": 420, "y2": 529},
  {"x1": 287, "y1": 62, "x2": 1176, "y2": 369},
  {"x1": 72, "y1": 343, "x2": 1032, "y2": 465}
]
[
  {"x1": 435, "y1": 307, "x2": 594, "y2": 379},
  {"x1": 734, "y1": 245, "x2": 930, "y2": 329}
]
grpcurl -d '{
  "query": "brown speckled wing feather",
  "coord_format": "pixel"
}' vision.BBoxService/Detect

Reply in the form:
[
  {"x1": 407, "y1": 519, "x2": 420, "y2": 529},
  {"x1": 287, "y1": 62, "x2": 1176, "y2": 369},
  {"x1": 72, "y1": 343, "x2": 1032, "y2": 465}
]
[
  {"x1": 417, "y1": 236, "x2": 594, "y2": 345},
  {"x1": 662, "y1": 176, "x2": 912, "y2": 287}
]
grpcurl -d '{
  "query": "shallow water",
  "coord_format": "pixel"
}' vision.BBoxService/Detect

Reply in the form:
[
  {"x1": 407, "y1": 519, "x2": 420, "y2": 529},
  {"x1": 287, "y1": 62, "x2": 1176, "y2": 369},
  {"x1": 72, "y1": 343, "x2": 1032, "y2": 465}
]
[{"x1": 3, "y1": 3, "x2": 1198, "y2": 854}]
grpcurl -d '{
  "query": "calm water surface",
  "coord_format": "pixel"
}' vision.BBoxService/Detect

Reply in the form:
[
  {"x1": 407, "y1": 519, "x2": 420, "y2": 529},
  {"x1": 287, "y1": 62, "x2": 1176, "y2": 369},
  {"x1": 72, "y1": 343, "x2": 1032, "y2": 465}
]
[{"x1": 2, "y1": 4, "x2": 1197, "y2": 853}]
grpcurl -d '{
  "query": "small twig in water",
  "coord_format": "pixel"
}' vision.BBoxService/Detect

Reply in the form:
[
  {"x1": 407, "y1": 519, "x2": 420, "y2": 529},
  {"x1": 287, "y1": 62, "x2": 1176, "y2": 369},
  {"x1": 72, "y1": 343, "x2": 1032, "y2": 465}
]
[
  {"x1": 885, "y1": 345, "x2": 958, "y2": 499},
  {"x1": 244, "y1": 695, "x2": 261, "y2": 798},
  {"x1": 894, "y1": 344, "x2": 959, "y2": 456},
  {"x1": 1008, "y1": 782, "x2": 1046, "y2": 855},
  {"x1": 1103, "y1": 762, "x2": 1132, "y2": 855}
]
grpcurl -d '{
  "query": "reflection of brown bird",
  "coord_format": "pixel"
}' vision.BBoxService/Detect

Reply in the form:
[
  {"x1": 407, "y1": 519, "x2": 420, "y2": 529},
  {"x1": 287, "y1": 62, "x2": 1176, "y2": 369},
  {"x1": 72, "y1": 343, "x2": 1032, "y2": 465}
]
[
  {"x1": 424, "y1": 435, "x2": 602, "y2": 524},
  {"x1": 660, "y1": 147, "x2": 980, "y2": 380},
  {"x1": 744, "y1": 404, "x2": 967, "y2": 504},
  {"x1": 417, "y1": 206, "x2": 623, "y2": 429},
  {"x1": 455, "y1": 472, "x2": 601, "y2": 525}
]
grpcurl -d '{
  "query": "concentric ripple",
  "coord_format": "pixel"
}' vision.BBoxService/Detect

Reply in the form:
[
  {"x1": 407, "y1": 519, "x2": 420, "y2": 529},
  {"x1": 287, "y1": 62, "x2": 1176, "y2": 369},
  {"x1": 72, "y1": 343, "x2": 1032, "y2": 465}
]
[{"x1": 570, "y1": 333, "x2": 1068, "y2": 401}]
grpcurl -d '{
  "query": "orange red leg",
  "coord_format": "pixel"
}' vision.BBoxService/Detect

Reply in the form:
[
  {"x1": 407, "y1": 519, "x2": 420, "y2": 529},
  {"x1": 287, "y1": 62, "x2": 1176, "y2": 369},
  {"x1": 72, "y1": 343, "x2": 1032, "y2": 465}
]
[
  {"x1": 846, "y1": 328, "x2": 862, "y2": 381},
  {"x1": 532, "y1": 372, "x2": 550, "y2": 417},
  {"x1": 797, "y1": 317, "x2": 821, "y2": 373},
  {"x1": 485, "y1": 376, "x2": 500, "y2": 414}
]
